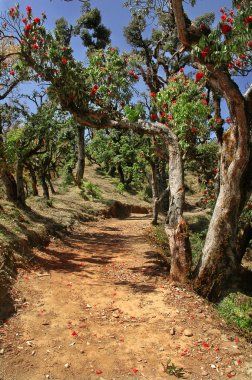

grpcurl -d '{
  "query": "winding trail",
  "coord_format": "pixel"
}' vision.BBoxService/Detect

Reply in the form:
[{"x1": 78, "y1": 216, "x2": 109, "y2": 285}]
[{"x1": 0, "y1": 215, "x2": 252, "y2": 380}]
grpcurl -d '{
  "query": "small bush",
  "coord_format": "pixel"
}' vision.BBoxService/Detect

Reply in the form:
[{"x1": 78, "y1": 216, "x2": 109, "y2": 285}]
[
  {"x1": 116, "y1": 182, "x2": 126, "y2": 195},
  {"x1": 217, "y1": 293, "x2": 252, "y2": 332},
  {"x1": 80, "y1": 181, "x2": 102, "y2": 201},
  {"x1": 138, "y1": 186, "x2": 152, "y2": 202}
]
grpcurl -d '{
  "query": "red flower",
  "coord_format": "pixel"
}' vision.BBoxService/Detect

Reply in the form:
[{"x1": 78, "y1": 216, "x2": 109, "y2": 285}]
[
  {"x1": 151, "y1": 113, "x2": 157, "y2": 120},
  {"x1": 160, "y1": 112, "x2": 166, "y2": 118},
  {"x1": 71, "y1": 331, "x2": 77, "y2": 336},
  {"x1": 10, "y1": 71, "x2": 15, "y2": 76},
  {"x1": 129, "y1": 71, "x2": 134, "y2": 75},
  {"x1": 132, "y1": 369, "x2": 139, "y2": 373},
  {"x1": 33, "y1": 17, "x2": 41, "y2": 24},
  {"x1": 226, "y1": 117, "x2": 231, "y2": 123},
  {"x1": 134, "y1": 75, "x2": 139, "y2": 79},
  {"x1": 221, "y1": 23, "x2": 232, "y2": 34},
  {"x1": 245, "y1": 16, "x2": 252, "y2": 24},
  {"x1": 179, "y1": 68, "x2": 184, "y2": 73},
  {"x1": 215, "y1": 117, "x2": 221, "y2": 123},
  {"x1": 220, "y1": 7, "x2": 224, "y2": 12},
  {"x1": 195, "y1": 72, "x2": 204, "y2": 82},
  {"x1": 25, "y1": 23, "x2": 32, "y2": 31},
  {"x1": 201, "y1": 99, "x2": 208, "y2": 106},
  {"x1": 91, "y1": 85, "x2": 99, "y2": 96},
  {"x1": 61, "y1": 58, "x2": 68, "y2": 64},
  {"x1": 202, "y1": 342, "x2": 209, "y2": 347},
  {"x1": 26, "y1": 6, "x2": 32, "y2": 12},
  {"x1": 150, "y1": 92, "x2": 156, "y2": 97},
  {"x1": 167, "y1": 115, "x2": 173, "y2": 120},
  {"x1": 200, "y1": 47, "x2": 210, "y2": 58},
  {"x1": 22, "y1": 18, "x2": 27, "y2": 24},
  {"x1": 95, "y1": 370, "x2": 103, "y2": 375},
  {"x1": 247, "y1": 41, "x2": 252, "y2": 47},
  {"x1": 221, "y1": 15, "x2": 227, "y2": 21},
  {"x1": 108, "y1": 76, "x2": 113, "y2": 81},
  {"x1": 227, "y1": 374, "x2": 235, "y2": 378},
  {"x1": 32, "y1": 44, "x2": 39, "y2": 49}
]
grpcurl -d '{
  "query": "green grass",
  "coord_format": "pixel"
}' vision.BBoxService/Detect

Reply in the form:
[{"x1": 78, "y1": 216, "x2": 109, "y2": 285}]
[
  {"x1": 80, "y1": 180, "x2": 102, "y2": 201},
  {"x1": 217, "y1": 293, "x2": 252, "y2": 332},
  {"x1": 151, "y1": 224, "x2": 170, "y2": 266}
]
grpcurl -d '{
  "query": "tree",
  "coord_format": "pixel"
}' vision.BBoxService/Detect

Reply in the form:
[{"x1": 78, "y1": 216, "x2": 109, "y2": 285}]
[{"x1": 171, "y1": 0, "x2": 252, "y2": 297}]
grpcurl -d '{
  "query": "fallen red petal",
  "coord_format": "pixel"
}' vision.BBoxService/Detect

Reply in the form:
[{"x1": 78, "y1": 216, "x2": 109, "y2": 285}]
[
  {"x1": 96, "y1": 370, "x2": 103, "y2": 374},
  {"x1": 132, "y1": 368, "x2": 139, "y2": 373},
  {"x1": 71, "y1": 331, "x2": 77, "y2": 336}
]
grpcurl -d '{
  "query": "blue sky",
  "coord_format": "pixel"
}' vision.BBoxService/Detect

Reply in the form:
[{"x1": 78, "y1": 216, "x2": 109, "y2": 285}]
[{"x1": 1, "y1": 0, "x2": 251, "y2": 116}]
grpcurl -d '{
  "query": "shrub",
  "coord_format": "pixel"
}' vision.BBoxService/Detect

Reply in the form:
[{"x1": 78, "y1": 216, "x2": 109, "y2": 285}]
[{"x1": 80, "y1": 181, "x2": 102, "y2": 201}]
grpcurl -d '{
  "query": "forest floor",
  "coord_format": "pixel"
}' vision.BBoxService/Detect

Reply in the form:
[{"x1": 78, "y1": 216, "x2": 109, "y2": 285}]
[{"x1": 1, "y1": 214, "x2": 252, "y2": 380}]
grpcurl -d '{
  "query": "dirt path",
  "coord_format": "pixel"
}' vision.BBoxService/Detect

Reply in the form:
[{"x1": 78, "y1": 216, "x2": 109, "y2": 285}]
[{"x1": 0, "y1": 215, "x2": 252, "y2": 380}]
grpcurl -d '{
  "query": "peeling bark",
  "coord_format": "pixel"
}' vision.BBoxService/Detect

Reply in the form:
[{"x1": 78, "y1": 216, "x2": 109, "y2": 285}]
[{"x1": 75, "y1": 125, "x2": 85, "y2": 187}]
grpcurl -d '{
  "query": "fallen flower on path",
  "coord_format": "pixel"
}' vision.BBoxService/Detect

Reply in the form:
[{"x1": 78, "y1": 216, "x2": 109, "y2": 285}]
[
  {"x1": 202, "y1": 343, "x2": 210, "y2": 348},
  {"x1": 132, "y1": 368, "x2": 139, "y2": 373},
  {"x1": 95, "y1": 370, "x2": 103, "y2": 374},
  {"x1": 71, "y1": 331, "x2": 77, "y2": 336}
]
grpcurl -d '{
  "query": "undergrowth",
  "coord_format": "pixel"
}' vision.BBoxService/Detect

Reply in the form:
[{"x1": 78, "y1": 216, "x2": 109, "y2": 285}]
[
  {"x1": 217, "y1": 293, "x2": 252, "y2": 334},
  {"x1": 80, "y1": 180, "x2": 102, "y2": 201}
]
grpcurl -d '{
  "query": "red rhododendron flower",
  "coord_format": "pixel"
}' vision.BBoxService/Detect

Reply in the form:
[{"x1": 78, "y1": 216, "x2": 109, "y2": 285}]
[
  {"x1": 132, "y1": 369, "x2": 139, "y2": 373},
  {"x1": 160, "y1": 112, "x2": 166, "y2": 118},
  {"x1": 221, "y1": 15, "x2": 227, "y2": 21},
  {"x1": 227, "y1": 374, "x2": 235, "y2": 378},
  {"x1": 220, "y1": 7, "x2": 224, "y2": 12},
  {"x1": 150, "y1": 92, "x2": 156, "y2": 97},
  {"x1": 22, "y1": 18, "x2": 27, "y2": 24},
  {"x1": 167, "y1": 115, "x2": 173, "y2": 120},
  {"x1": 201, "y1": 99, "x2": 208, "y2": 105},
  {"x1": 33, "y1": 17, "x2": 41, "y2": 24},
  {"x1": 151, "y1": 113, "x2": 157, "y2": 120},
  {"x1": 10, "y1": 71, "x2": 15, "y2": 76},
  {"x1": 245, "y1": 16, "x2": 252, "y2": 24},
  {"x1": 200, "y1": 47, "x2": 210, "y2": 58},
  {"x1": 195, "y1": 72, "x2": 204, "y2": 82},
  {"x1": 134, "y1": 75, "x2": 139, "y2": 79},
  {"x1": 71, "y1": 331, "x2": 77, "y2": 336},
  {"x1": 61, "y1": 58, "x2": 68, "y2": 64},
  {"x1": 202, "y1": 343, "x2": 209, "y2": 347},
  {"x1": 129, "y1": 71, "x2": 134, "y2": 75},
  {"x1": 26, "y1": 6, "x2": 32, "y2": 12},
  {"x1": 216, "y1": 117, "x2": 221, "y2": 123},
  {"x1": 25, "y1": 23, "x2": 32, "y2": 31},
  {"x1": 179, "y1": 68, "x2": 184, "y2": 72},
  {"x1": 221, "y1": 23, "x2": 232, "y2": 34},
  {"x1": 95, "y1": 370, "x2": 103, "y2": 375},
  {"x1": 226, "y1": 117, "x2": 231, "y2": 123}
]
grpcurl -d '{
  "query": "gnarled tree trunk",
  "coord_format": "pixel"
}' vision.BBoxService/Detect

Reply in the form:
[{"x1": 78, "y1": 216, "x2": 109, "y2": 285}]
[
  {"x1": 16, "y1": 161, "x2": 26, "y2": 206},
  {"x1": 75, "y1": 125, "x2": 85, "y2": 187},
  {"x1": 165, "y1": 137, "x2": 192, "y2": 283}
]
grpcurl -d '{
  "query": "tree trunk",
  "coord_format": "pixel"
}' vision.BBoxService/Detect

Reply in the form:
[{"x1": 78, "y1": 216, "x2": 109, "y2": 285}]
[
  {"x1": 1, "y1": 169, "x2": 17, "y2": 202},
  {"x1": 40, "y1": 173, "x2": 50, "y2": 200},
  {"x1": 46, "y1": 173, "x2": 56, "y2": 194},
  {"x1": 159, "y1": 161, "x2": 169, "y2": 212},
  {"x1": 164, "y1": 139, "x2": 192, "y2": 283},
  {"x1": 117, "y1": 163, "x2": 125, "y2": 184},
  {"x1": 193, "y1": 81, "x2": 251, "y2": 299},
  {"x1": 16, "y1": 161, "x2": 26, "y2": 206},
  {"x1": 75, "y1": 125, "x2": 85, "y2": 187},
  {"x1": 27, "y1": 164, "x2": 38, "y2": 196},
  {"x1": 150, "y1": 161, "x2": 160, "y2": 225}
]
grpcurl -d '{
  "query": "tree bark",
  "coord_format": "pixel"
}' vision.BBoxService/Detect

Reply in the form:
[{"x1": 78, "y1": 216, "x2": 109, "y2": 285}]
[
  {"x1": 46, "y1": 173, "x2": 56, "y2": 194},
  {"x1": 26, "y1": 163, "x2": 39, "y2": 196},
  {"x1": 40, "y1": 173, "x2": 50, "y2": 200},
  {"x1": 1, "y1": 169, "x2": 17, "y2": 202},
  {"x1": 75, "y1": 125, "x2": 85, "y2": 187},
  {"x1": 16, "y1": 161, "x2": 26, "y2": 206},
  {"x1": 164, "y1": 139, "x2": 192, "y2": 283}
]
